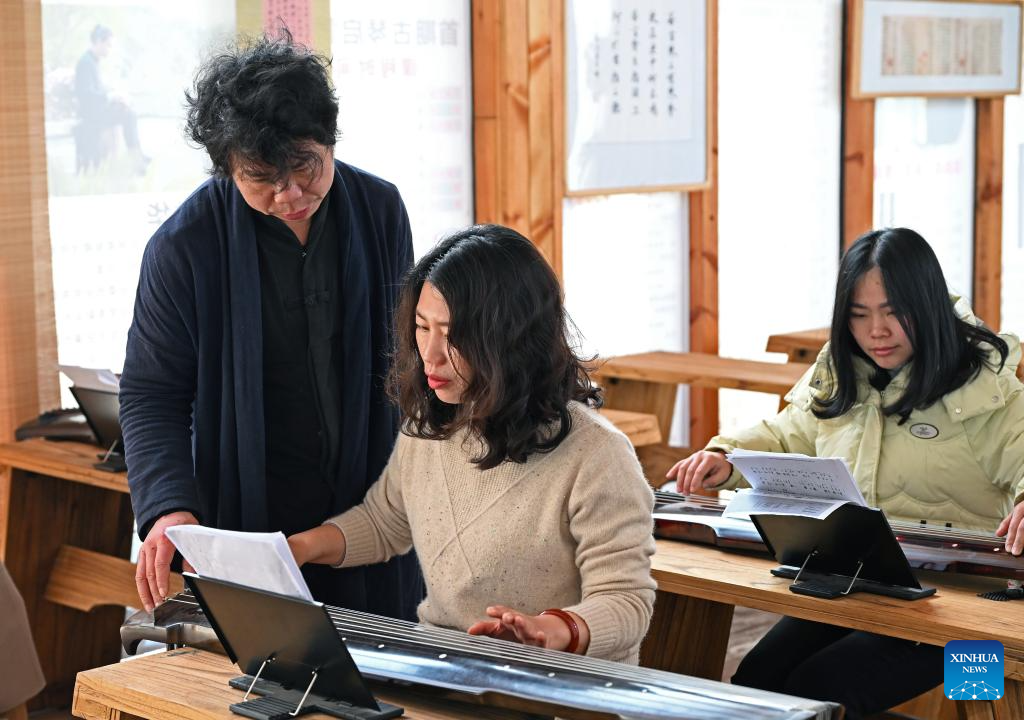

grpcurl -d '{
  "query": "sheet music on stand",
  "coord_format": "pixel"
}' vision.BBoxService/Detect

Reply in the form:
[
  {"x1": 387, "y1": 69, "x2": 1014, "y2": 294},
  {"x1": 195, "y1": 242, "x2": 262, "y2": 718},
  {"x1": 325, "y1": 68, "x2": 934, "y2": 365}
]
[
  {"x1": 59, "y1": 364, "x2": 120, "y2": 391},
  {"x1": 166, "y1": 525, "x2": 313, "y2": 602},
  {"x1": 724, "y1": 449, "x2": 868, "y2": 520}
]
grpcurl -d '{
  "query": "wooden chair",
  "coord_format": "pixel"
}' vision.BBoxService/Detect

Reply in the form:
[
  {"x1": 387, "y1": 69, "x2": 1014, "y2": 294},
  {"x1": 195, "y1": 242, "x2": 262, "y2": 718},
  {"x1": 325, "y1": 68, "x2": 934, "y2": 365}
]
[{"x1": 597, "y1": 408, "x2": 662, "y2": 448}]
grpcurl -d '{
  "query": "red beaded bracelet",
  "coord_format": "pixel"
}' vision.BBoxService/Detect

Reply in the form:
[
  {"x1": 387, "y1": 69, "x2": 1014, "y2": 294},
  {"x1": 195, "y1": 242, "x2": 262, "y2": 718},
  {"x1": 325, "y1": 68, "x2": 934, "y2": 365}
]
[{"x1": 540, "y1": 608, "x2": 580, "y2": 653}]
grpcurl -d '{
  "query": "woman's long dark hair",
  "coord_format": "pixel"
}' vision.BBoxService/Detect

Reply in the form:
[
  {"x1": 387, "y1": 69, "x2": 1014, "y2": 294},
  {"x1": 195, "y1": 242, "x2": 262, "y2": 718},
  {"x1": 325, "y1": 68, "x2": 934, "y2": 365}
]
[
  {"x1": 814, "y1": 227, "x2": 1007, "y2": 422},
  {"x1": 389, "y1": 224, "x2": 602, "y2": 469}
]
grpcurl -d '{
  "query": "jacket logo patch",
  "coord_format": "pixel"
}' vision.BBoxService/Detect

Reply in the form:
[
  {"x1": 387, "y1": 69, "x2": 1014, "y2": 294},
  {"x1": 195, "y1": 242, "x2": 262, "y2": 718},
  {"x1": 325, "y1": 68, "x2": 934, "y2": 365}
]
[{"x1": 910, "y1": 423, "x2": 939, "y2": 439}]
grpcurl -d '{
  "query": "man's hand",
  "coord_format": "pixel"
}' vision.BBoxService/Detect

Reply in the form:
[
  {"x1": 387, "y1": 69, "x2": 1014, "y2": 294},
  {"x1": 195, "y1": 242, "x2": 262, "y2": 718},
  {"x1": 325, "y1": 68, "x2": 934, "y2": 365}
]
[
  {"x1": 135, "y1": 511, "x2": 198, "y2": 611},
  {"x1": 996, "y1": 501, "x2": 1024, "y2": 556},
  {"x1": 467, "y1": 605, "x2": 590, "y2": 654},
  {"x1": 667, "y1": 450, "x2": 733, "y2": 495}
]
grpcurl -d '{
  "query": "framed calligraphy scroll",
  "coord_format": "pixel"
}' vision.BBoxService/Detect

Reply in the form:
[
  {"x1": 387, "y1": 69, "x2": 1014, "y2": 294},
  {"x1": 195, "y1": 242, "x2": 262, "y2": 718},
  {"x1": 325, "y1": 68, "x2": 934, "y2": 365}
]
[
  {"x1": 852, "y1": 0, "x2": 1023, "y2": 98},
  {"x1": 564, "y1": 0, "x2": 710, "y2": 195}
]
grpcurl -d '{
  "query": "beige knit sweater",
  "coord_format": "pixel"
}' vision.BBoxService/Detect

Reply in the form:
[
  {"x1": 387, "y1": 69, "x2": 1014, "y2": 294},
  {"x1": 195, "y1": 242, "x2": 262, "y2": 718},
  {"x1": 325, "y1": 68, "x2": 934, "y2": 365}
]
[{"x1": 327, "y1": 401, "x2": 657, "y2": 664}]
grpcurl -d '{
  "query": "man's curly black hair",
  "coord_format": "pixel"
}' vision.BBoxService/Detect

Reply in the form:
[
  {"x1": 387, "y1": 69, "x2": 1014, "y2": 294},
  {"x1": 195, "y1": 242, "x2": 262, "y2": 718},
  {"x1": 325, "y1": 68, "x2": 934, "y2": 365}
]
[{"x1": 185, "y1": 31, "x2": 339, "y2": 183}]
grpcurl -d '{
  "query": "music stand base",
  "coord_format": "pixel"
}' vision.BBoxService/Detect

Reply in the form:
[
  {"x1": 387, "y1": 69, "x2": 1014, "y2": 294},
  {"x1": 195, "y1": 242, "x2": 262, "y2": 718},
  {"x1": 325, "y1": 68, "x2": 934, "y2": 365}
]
[
  {"x1": 228, "y1": 676, "x2": 403, "y2": 720},
  {"x1": 772, "y1": 566, "x2": 937, "y2": 600},
  {"x1": 93, "y1": 450, "x2": 127, "y2": 473}
]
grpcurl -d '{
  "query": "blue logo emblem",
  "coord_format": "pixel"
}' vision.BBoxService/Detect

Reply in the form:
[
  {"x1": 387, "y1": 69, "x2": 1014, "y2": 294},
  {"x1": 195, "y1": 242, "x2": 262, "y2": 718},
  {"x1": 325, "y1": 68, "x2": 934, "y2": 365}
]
[{"x1": 945, "y1": 640, "x2": 1003, "y2": 700}]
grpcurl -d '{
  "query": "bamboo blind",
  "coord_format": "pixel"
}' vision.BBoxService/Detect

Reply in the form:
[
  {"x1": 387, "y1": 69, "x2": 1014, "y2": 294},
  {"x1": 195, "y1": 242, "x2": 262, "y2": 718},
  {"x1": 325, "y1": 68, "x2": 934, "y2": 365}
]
[{"x1": 0, "y1": 1, "x2": 59, "y2": 442}]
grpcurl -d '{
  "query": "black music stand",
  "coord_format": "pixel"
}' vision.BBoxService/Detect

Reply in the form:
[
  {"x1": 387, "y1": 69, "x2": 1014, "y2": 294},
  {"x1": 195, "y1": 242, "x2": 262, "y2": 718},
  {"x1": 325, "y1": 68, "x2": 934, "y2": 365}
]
[
  {"x1": 185, "y1": 574, "x2": 403, "y2": 720},
  {"x1": 69, "y1": 385, "x2": 127, "y2": 472},
  {"x1": 751, "y1": 504, "x2": 936, "y2": 600}
]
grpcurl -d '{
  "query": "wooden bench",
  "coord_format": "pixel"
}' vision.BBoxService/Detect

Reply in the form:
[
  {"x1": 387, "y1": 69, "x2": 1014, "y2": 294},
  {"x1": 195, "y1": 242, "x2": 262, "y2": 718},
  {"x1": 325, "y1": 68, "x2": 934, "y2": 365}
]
[
  {"x1": 597, "y1": 352, "x2": 809, "y2": 395},
  {"x1": 765, "y1": 328, "x2": 829, "y2": 363},
  {"x1": 593, "y1": 352, "x2": 811, "y2": 481}
]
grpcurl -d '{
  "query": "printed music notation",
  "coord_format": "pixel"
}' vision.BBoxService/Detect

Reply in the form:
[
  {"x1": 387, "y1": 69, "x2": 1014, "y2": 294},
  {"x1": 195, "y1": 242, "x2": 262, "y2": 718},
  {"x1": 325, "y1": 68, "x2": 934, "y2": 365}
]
[{"x1": 724, "y1": 449, "x2": 868, "y2": 520}]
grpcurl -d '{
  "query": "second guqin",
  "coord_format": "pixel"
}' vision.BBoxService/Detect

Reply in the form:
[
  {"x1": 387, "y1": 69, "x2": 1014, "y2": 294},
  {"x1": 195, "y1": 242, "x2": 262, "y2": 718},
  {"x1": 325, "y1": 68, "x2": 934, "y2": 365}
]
[{"x1": 654, "y1": 490, "x2": 1024, "y2": 581}]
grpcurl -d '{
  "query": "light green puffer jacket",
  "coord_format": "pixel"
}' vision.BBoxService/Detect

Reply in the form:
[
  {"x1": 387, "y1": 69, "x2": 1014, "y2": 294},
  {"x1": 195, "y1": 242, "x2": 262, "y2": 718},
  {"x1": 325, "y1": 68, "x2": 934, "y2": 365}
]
[{"x1": 708, "y1": 302, "x2": 1024, "y2": 532}]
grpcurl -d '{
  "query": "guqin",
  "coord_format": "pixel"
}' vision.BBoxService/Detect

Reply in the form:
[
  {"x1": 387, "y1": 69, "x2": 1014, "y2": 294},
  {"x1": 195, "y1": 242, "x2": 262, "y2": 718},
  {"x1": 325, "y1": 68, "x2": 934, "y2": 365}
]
[
  {"x1": 654, "y1": 490, "x2": 1024, "y2": 580},
  {"x1": 121, "y1": 591, "x2": 839, "y2": 720}
]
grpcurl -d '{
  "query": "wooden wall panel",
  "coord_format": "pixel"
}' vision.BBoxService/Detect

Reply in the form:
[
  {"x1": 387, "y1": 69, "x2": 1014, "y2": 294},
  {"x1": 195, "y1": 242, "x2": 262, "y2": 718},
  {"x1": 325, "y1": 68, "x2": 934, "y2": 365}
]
[
  {"x1": 974, "y1": 98, "x2": 1003, "y2": 330},
  {"x1": 688, "y1": 0, "x2": 719, "y2": 449},
  {"x1": 0, "y1": 1, "x2": 59, "y2": 442}
]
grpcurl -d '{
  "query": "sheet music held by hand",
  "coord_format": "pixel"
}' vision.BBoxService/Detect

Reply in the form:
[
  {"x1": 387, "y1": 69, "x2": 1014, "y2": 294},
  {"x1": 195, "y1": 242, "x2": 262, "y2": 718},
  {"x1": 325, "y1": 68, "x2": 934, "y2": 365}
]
[
  {"x1": 723, "y1": 449, "x2": 868, "y2": 520},
  {"x1": 165, "y1": 525, "x2": 313, "y2": 602}
]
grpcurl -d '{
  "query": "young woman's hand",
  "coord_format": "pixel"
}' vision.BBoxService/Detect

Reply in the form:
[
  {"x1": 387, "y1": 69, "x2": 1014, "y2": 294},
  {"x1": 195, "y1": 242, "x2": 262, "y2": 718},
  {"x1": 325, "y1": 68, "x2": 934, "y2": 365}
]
[
  {"x1": 467, "y1": 605, "x2": 590, "y2": 653},
  {"x1": 286, "y1": 524, "x2": 347, "y2": 567},
  {"x1": 996, "y1": 500, "x2": 1024, "y2": 556},
  {"x1": 666, "y1": 450, "x2": 733, "y2": 495}
]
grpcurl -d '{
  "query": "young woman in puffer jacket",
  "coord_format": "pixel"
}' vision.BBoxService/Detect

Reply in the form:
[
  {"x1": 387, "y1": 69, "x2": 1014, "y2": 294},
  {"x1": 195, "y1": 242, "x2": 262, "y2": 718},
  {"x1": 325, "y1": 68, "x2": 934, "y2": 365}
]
[{"x1": 668, "y1": 227, "x2": 1024, "y2": 720}]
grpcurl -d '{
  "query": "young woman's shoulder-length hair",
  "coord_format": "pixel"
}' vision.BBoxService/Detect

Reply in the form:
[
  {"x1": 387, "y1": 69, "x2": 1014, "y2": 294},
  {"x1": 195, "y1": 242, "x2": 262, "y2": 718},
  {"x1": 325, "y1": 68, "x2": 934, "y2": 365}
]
[
  {"x1": 814, "y1": 227, "x2": 1008, "y2": 422},
  {"x1": 389, "y1": 224, "x2": 601, "y2": 469}
]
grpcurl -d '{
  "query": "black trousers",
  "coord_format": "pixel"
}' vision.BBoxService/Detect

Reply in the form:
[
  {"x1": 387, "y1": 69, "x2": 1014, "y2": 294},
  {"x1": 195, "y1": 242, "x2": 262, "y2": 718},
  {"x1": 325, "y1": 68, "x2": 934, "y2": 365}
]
[{"x1": 732, "y1": 617, "x2": 944, "y2": 720}]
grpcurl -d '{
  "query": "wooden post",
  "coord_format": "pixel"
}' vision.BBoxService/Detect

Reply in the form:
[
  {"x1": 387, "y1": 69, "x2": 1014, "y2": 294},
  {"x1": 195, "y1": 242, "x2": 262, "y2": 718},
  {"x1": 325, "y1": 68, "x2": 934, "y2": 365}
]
[
  {"x1": 842, "y1": 0, "x2": 875, "y2": 249},
  {"x1": 525, "y1": 0, "x2": 561, "y2": 273},
  {"x1": 0, "y1": 1, "x2": 60, "y2": 442},
  {"x1": 501, "y1": 0, "x2": 531, "y2": 237},
  {"x1": 473, "y1": 0, "x2": 501, "y2": 227},
  {"x1": 688, "y1": 0, "x2": 719, "y2": 450},
  {"x1": 472, "y1": 0, "x2": 562, "y2": 274},
  {"x1": 973, "y1": 98, "x2": 1004, "y2": 330}
]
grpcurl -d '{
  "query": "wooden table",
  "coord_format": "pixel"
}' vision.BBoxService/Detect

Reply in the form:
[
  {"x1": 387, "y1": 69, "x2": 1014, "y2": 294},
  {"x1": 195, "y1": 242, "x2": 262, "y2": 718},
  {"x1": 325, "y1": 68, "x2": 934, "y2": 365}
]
[
  {"x1": 765, "y1": 328, "x2": 829, "y2": 363},
  {"x1": 72, "y1": 649, "x2": 533, "y2": 720},
  {"x1": 0, "y1": 439, "x2": 136, "y2": 708},
  {"x1": 642, "y1": 539, "x2": 1022, "y2": 720}
]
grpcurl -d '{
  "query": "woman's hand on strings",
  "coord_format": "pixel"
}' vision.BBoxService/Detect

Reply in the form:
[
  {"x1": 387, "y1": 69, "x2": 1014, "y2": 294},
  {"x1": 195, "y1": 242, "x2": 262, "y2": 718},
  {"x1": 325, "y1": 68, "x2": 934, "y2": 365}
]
[
  {"x1": 996, "y1": 500, "x2": 1024, "y2": 556},
  {"x1": 467, "y1": 605, "x2": 588, "y2": 653},
  {"x1": 667, "y1": 450, "x2": 733, "y2": 495}
]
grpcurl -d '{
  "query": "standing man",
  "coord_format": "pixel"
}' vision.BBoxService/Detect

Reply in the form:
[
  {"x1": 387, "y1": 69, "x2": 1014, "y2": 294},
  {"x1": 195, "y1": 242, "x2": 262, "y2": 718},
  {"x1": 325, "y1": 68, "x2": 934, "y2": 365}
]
[{"x1": 120, "y1": 33, "x2": 421, "y2": 619}]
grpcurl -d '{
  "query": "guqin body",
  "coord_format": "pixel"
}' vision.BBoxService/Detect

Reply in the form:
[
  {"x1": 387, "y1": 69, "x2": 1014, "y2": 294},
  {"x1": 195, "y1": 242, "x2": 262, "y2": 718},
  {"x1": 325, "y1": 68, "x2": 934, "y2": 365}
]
[
  {"x1": 654, "y1": 490, "x2": 1024, "y2": 580},
  {"x1": 121, "y1": 591, "x2": 839, "y2": 720}
]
